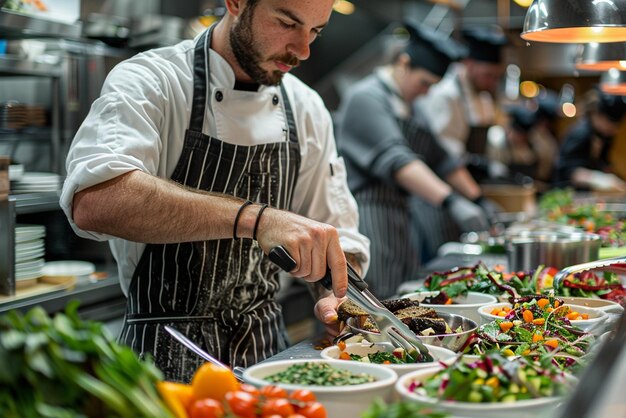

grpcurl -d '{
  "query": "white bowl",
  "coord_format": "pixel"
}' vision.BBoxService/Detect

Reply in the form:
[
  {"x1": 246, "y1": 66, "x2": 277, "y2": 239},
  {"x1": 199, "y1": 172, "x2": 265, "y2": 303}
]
[
  {"x1": 396, "y1": 364, "x2": 572, "y2": 418},
  {"x1": 401, "y1": 291, "x2": 498, "y2": 323},
  {"x1": 477, "y1": 302, "x2": 608, "y2": 334},
  {"x1": 319, "y1": 341, "x2": 456, "y2": 376},
  {"x1": 242, "y1": 359, "x2": 397, "y2": 417}
]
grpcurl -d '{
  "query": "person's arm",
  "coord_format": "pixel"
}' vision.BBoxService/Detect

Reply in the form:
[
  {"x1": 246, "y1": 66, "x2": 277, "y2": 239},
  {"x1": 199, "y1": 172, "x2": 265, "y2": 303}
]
[
  {"x1": 445, "y1": 167, "x2": 482, "y2": 201},
  {"x1": 571, "y1": 168, "x2": 626, "y2": 192},
  {"x1": 72, "y1": 169, "x2": 348, "y2": 296},
  {"x1": 394, "y1": 160, "x2": 451, "y2": 206}
]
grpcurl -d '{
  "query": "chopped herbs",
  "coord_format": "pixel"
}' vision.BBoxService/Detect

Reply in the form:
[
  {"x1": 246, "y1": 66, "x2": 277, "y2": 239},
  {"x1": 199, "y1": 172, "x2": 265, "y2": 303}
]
[{"x1": 264, "y1": 362, "x2": 376, "y2": 386}]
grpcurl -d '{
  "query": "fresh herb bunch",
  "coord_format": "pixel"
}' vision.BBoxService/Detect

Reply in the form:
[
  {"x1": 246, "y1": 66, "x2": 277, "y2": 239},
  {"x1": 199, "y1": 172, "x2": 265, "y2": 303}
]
[
  {"x1": 361, "y1": 398, "x2": 449, "y2": 418},
  {"x1": 0, "y1": 302, "x2": 173, "y2": 418}
]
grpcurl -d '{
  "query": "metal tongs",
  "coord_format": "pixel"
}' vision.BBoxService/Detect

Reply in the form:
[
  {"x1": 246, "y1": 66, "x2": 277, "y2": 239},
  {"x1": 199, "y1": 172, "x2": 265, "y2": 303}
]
[
  {"x1": 269, "y1": 246, "x2": 433, "y2": 361},
  {"x1": 553, "y1": 255, "x2": 626, "y2": 291}
]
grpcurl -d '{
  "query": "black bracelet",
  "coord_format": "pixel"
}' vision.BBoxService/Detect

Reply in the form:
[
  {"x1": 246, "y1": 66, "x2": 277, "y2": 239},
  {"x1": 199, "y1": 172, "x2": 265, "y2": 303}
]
[
  {"x1": 441, "y1": 192, "x2": 456, "y2": 210},
  {"x1": 253, "y1": 204, "x2": 269, "y2": 241},
  {"x1": 233, "y1": 200, "x2": 253, "y2": 240}
]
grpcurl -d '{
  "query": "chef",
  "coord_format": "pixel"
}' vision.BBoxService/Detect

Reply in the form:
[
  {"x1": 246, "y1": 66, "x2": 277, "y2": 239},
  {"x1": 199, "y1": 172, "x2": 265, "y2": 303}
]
[
  {"x1": 60, "y1": 0, "x2": 369, "y2": 383},
  {"x1": 555, "y1": 89, "x2": 626, "y2": 191},
  {"x1": 417, "y1": 25, "x2": 508, "y2": 182},
  {"x1": 335, "y1": 21, "x2": 490, "y2": 299}
]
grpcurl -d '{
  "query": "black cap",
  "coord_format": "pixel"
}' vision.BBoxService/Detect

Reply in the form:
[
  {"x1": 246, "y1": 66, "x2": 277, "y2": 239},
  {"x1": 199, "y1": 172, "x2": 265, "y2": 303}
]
[
  {"x1": 506, "y1": 105, "x2": 536, "y2": 133},
  {"x1": 597, "y1": 90, "x2": 626, "y2": 122},
  {"x1": 461, "y1": 25, "x2": 507, "y2": 63},
  {"x1": 402, "y1": 20, "x2": 464, "y2": 77}
]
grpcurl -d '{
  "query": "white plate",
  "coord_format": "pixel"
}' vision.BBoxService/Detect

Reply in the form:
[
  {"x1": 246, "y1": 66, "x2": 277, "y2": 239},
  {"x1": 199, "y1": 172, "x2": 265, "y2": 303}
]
[
  {"x1": 15, "y1": 225, "x2": 46, "y2": 242},
  {"x1": 8, "y1": 164, "x2": 24, "y2": 181},
  {"x1": 16, "y1": 247, "x2": 46, "y2": 261},
  {"x1": 15, "y1": 258, "x2": 45, "y2": 273},
  {"x1": 41, "y1": 260, "x2": 96, "y2": 278},
  {"x1": 15, "y1": 238, "x2": 44, "y2": 250},
  {"x1": 16, "y1": 267, "x2": 43, "y2": 281}
]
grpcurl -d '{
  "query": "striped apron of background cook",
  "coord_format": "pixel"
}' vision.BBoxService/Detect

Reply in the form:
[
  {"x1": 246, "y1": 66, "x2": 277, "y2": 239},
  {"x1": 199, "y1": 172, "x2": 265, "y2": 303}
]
[{"x1": 118, "y1": 26, "x2": 301, "y2": 383}]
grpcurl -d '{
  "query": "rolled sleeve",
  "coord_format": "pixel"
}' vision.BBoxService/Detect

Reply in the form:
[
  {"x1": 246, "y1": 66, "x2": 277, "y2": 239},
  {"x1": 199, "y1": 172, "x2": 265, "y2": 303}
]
[{"x1": 61, "y1": 62, "x2": 165, "y2": 240}]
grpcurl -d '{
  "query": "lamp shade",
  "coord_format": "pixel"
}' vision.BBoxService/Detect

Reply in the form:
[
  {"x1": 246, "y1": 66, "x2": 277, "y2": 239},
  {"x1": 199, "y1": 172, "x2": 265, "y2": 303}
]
[
  {"x1": 601, "y1": 68, "x2": 626, "y2": 95},
  {"x1": 575, "y1": 42, "x2": 626, "y2": 71},
  {"x1": 522, "y1": 0, "x2": 626, "y2": 43}
]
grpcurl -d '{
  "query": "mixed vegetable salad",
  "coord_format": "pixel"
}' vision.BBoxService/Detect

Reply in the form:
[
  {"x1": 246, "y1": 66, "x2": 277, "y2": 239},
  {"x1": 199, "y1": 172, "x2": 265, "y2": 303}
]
[
  {"x1": 464, "y1": 316, "x2": 594, "y2": 370},
  {"x1": 408, "y1": 353, "x2": 573, "y2": 403},
  {"x1": 334, "y1": 340, "x2": 427, "y2": 364},
  {"x1": 416, "y1": 262, "x2": 626, "y2": 306},
  {"x1": 539, "y1": 188, "x2": 626, "y2": 247},
  {"x1": 264, "y1": 362, "x2": 376, "y2": 386}
]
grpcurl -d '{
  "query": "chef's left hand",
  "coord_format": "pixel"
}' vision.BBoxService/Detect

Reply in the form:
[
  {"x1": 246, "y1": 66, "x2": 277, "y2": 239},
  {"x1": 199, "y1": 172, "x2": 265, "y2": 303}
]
[{"x1": 314, "y1": 294, "x2": 346, "y2": 337}]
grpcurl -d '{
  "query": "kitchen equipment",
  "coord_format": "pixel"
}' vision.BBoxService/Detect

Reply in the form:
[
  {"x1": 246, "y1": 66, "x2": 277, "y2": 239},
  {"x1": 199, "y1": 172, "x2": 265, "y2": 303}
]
[
  {"x1": 506, "y1": 230, "x2": 601, "y2": 271},
  {"x1": 481, "y1": 183, "x2": 537, "y2": 214},
  {"x1": 163, "y1": 325, "x2": 244, "y2": 381},
  {"x1": 552, "y1": 255, "x2": 626, "y2": 291},
  {"x1": 268, "y1": 246, "x2": 433, "y2": 361}
]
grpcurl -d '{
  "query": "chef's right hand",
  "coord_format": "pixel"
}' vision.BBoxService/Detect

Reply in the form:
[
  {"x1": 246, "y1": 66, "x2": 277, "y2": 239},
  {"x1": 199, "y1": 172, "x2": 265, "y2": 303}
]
[
  {"x1": 443, "y1": 192, "x2": 490, "y2": 233},
  {"x1": 255, "y1": 208, "x2": 348, "y2": 298}
]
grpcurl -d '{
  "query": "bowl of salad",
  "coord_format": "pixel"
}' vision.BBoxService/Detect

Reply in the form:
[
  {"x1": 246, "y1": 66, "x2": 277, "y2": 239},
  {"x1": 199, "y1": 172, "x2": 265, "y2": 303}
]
[
  {"x1": 401, "y1": 290, "x2": 498, "y2": 323},
  {"x1": 477, "y1": 296, "x2": 608, "y2": 334},
  {"x1": 395, "y1": 353, "x2": 576, "y2": 418},
  {"x1": 320, "y1": 340, "x2": 456, "y2": 376},
  {"x1": 242, "y1": 359, "x2": 397, "y2": 418},
  {"x1": 463, "y1": 317, "x2": 595, "y2": 371}
]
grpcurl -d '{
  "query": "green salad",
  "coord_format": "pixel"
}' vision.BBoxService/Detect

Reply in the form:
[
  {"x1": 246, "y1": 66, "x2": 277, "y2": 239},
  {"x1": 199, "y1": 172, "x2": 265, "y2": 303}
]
[{"x1": 409, "y1": 353, "x2": 572, "y2": 403}]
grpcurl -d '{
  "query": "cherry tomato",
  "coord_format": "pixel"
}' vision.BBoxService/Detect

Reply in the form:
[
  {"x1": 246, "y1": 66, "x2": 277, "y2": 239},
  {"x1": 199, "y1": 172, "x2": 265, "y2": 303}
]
[
  {"x1": 225, "y1": 391, "x2": 257, "y2": 418},
  {"x1": 189, "y1": 398, "x2": 225, "y2": 418},
  {"x1": 239, "y1": 383, "x2": 261, "y2": 397},
  {"x1": 287, "y1": 415, "x2": 307, "y2": 418},
  {"x1": 261, "y1": 398, "x2": 295, "y2": 416},
  {"x1": 260, "y1": 385, "x2": 288, "y2": 399},
  {"x1": 298, "y1": 402, "x2": 327, "y2": 418},
  {"x1": 289, "y1": 389, "x2": 316, "y2": 404}
]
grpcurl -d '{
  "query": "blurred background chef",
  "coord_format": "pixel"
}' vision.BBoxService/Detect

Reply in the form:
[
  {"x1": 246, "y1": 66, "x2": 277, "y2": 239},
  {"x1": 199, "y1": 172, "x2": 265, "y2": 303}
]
[
  {"x1": 336, "y1": 21, "x2": 491, "y2": 299},
  {"x1": 417, "y1": 24, "x2": 508, "y2": 183},
  {"x1": 554, "y1": 89, "x2": 626, "y2": 192}
]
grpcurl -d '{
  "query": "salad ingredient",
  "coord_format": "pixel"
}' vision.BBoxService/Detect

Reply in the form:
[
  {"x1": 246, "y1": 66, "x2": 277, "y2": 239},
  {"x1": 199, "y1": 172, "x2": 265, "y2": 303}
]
[
  {"x1": 0, "y1": 303, "x2": 173, "y2": 418},
  {"x1": 361, "y1": 398, "x2": 449, "y2": 418},
  {"x1": 264, "y1": 362, "x2": 376, "y2": 386},
  {"x1": 410, "y1": 353, "x2": 572, "y2": 402},
  {"x1": 191, "y1": 363, "x2": 239, "y2": 403}
]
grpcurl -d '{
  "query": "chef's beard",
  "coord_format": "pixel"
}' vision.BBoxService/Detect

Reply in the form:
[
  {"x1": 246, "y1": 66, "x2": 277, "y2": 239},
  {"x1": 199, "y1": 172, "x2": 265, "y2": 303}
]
[{"x1": 230, "y1": 4, "x2": 299, "y2": 86}]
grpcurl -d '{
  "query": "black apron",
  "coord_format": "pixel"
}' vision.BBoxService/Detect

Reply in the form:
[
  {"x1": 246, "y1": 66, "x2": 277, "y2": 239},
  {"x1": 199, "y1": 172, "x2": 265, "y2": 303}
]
[
  {"x1": 119, "y1": 27, "x2": 301, "y2": 383},
  {"x1": 353, "y1": 81, "x2": 425, "y2": 299}
]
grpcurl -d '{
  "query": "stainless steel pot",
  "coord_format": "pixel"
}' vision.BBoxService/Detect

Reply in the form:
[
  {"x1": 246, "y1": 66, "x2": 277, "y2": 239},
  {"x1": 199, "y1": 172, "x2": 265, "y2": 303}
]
[{"x1": 506, "y1": 230, "x2": 601, "y2": 271}]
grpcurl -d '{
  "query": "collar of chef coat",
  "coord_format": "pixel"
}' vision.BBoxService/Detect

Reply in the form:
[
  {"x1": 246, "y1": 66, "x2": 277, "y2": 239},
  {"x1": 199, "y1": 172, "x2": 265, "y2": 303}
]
[
  {"x1": 375, "y1": 66, "x2": 411, "y2": 120},
  {"x1": 200, "y1": 43, "x2": 290, "y2": 145}
]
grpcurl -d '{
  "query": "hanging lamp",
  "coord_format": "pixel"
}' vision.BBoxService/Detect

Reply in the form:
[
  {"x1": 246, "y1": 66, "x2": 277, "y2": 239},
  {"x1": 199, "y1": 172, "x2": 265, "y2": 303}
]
[
  {"x1": 575, "y1": 42, "x2": 626, "y2": 71},
  {"x1": 521, "y1": 0, "x2": 626, "y2": 43},
  {"x1": 600, "y1": 68, "x2": 626, "y2": 95}
]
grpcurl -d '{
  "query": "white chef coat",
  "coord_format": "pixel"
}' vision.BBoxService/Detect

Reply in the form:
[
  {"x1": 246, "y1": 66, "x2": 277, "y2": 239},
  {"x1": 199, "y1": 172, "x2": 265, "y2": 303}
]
[
  {"x1": 60, "y1": 34, "x2": 370, "y2": 293},
  {"x1": 416, "y1": 63, "x2": 497, "y2": 157}
]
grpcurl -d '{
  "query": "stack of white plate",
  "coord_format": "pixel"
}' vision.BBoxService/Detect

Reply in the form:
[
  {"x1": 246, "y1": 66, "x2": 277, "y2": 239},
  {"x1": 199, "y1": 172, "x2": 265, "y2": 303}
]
[
  {"x1": 15, "y1": 224, "x2": 46, "y2": 286},
  {"x1": 11, "y1": 172, "x2": 61, "y2": 194}
]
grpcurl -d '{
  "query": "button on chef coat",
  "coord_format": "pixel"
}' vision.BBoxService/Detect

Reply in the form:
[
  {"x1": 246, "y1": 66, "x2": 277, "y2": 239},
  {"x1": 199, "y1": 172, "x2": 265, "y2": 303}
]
[
  {"x1": 60, "y1": 35, "x2": 370, "y2": 293},
  {"x1": 416, "y1": 63, "x2": 497, "y2": 157}
]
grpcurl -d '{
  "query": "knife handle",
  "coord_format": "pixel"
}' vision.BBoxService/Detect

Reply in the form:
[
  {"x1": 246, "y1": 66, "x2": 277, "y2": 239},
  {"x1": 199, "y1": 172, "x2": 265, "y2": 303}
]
[{"x1": 269, "y1": 246, "x2": 367, "y2": 292}]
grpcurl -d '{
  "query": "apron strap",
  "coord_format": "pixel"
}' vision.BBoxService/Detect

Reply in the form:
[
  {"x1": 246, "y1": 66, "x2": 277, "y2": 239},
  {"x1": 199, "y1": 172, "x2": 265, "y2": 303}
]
[
  {"x1": 189, "y1": 28, "x2": 212, "y2": 133},
  {"x1": 280, "y1": 83, "x2": 298, "y2": 143}
]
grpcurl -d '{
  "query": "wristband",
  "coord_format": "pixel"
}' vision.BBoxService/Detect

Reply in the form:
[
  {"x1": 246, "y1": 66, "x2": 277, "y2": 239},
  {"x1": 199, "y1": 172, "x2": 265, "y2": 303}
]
[
  {"x1": 253, "y1": 204, "x2": 269, "y2": 241},
  {"x1": 233, "y1": 200, "x2": 253, "y2": 240}
]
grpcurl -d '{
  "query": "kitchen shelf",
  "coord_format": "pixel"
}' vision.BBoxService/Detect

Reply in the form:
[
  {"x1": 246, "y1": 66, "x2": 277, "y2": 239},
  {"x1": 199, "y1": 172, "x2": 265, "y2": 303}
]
[
  {"x1": 10, "y1": 191, "x2": 60, "y2": 214},
  {"x1": 0, "y1": 55, "x2": 62, "y2": 77},
  {"x1": 0, "y1": 9, "x2": 81, "y2": 40}
]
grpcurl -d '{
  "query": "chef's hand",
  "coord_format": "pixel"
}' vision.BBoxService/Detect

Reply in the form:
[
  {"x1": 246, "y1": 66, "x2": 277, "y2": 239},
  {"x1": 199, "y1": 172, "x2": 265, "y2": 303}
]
[
  {"x1": 313, "y1": 294, "x2": 346, "y2": 337},
  {"x1": 443, "y1": 192, "x2": 490, "y2": 233},
  {"x1": 255, "y1": 208, "x2": 348, "y2": 298}
]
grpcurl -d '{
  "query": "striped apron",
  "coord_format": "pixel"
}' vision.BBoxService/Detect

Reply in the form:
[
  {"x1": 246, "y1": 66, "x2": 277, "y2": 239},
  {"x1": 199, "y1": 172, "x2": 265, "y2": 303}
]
[
  {"x1": 119, "y1": 27, "x2": 301, "y2": 383},
  {"x1": 354, "y1": 117, "x2": 430, "y2": 300}
]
